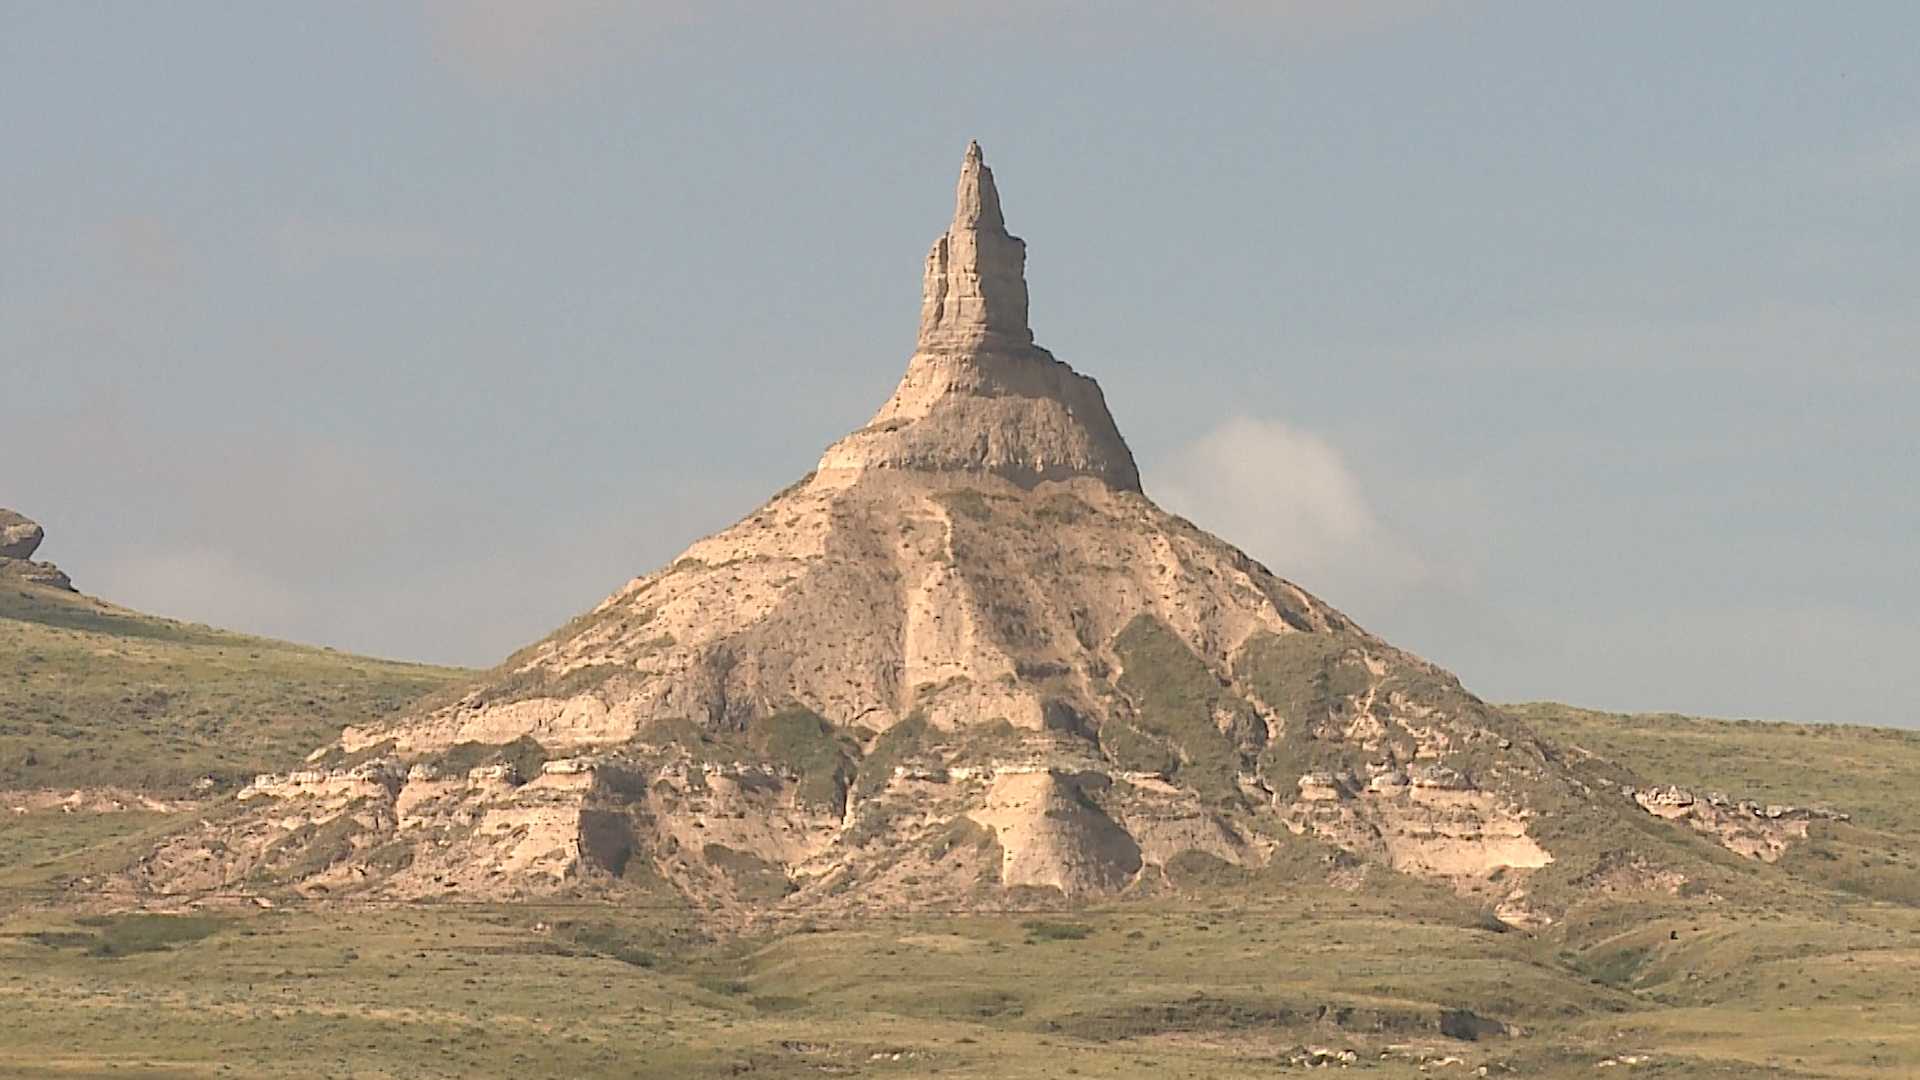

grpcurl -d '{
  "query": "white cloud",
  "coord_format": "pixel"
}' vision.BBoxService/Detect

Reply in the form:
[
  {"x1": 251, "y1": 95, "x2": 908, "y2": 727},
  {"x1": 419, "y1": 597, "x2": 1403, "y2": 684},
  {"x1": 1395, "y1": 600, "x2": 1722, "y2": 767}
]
[{"x1": 1146, "y1": 416, "x2": 1430, "y2": 603}]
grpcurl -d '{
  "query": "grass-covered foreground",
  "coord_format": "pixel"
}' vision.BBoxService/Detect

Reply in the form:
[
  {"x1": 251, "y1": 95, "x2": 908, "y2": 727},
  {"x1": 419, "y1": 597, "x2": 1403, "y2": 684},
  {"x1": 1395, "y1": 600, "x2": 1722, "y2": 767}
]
[{"x1": 3, "y1": 893, "x2": 1917, "y2": 1078}]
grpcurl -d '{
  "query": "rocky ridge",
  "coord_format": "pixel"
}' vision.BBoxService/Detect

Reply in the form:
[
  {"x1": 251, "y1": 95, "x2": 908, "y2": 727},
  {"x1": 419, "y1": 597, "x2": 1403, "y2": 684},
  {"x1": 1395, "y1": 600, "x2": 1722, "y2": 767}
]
[
  {"x1": 1631, "y1": 783, "x2": 1848, "y2": 862},
  {"x1": 134, "y1": 145, "x2": 1813, "y2": 922}
]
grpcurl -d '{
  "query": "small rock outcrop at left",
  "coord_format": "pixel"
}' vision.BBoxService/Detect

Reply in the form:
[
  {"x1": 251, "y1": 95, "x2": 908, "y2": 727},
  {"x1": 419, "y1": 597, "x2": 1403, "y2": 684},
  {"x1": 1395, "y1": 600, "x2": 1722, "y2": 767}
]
[
  {"x1": 0, "y1": 509, "x2": 74, "y2": 591},
  {"x1": 0, "y1": 509, "x2": 44, "y2": 559}
]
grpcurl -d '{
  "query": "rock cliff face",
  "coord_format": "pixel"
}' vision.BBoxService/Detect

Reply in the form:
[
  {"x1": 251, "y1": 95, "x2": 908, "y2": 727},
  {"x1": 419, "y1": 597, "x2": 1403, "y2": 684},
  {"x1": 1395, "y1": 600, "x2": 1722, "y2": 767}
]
[{"x1": 133, "y1": 145, "x2": 1772, "y2": 922}]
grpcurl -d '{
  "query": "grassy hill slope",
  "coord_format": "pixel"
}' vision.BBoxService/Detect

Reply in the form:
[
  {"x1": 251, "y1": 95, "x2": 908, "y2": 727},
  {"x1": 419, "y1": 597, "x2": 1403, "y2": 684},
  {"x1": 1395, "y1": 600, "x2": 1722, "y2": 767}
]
[
  {"x1": 0, "y1": 581, "x2": 467, "y2": 794},
  {"x1": 1513, "y1": 702, "x2": 1920, "y2": 907},
  {"x1": 1508, "y1": 703, "x2": 1920, "y2": 833}
]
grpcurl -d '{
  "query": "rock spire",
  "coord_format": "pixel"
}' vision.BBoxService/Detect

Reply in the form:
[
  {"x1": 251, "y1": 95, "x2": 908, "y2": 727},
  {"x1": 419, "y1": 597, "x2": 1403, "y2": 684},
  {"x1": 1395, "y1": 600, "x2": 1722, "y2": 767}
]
[
  {"x1": 918, "y1": 141, "x2": 1033, "y2": 353},
  {"x1": 818, "y1": 142, "x2": 1142, "y2": 491}
]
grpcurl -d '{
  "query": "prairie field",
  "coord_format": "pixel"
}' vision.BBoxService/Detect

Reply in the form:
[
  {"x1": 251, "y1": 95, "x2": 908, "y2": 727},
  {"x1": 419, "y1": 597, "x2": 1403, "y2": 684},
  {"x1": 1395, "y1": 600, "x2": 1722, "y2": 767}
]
[{"x1": 3, "y1": 890, "x2": 1918, "y2": 1078}]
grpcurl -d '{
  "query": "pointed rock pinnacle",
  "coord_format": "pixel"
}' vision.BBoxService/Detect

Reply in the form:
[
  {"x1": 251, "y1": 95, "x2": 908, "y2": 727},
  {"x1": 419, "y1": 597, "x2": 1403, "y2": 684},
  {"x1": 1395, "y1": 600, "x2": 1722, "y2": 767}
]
[
  {"x1": 818, "y1": 142, "x2": 1141, "y2": 492},
  {"x1": 955, "y1": 140, "x2": 1004, "y2": 229},
  {"x1": 918, "y1": 141, "x2": 1033, "y2": 352}
]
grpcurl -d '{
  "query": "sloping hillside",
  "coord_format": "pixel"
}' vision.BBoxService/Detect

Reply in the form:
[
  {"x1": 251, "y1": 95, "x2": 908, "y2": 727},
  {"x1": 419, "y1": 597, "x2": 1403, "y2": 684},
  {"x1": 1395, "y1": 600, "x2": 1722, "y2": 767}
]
[
  {"x1": 1515, "y1": 702, "x2": 1920, "y2": 907},
  {"x1": 0, "y1": 580, "x2": 466, "y2": 795}
]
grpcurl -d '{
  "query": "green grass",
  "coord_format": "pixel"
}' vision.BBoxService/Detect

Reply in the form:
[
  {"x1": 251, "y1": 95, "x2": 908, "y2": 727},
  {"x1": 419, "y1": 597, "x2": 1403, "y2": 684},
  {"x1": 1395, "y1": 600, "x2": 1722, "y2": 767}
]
[
  {"x1": 0, "y1": 582, "x2": 466, "y2": 794},
  {"x1": 1509, "y1": 703, "x2": 1920, "y2": 834},
  {"x1": 1234, "y1": 630, "x2": 1377, "y2": 780},
  {"x1": 3, "y1": 897, "x2": 1913, "y2": 1078},
  {"x1": 0, "y1": 809, "x2": 193, "y2": 891},
  {"x1": 0, "y1": 688, "x2": 1914, "y2": 1074},
  {"x1": 51, "y1": 913, "x2": 226, "y2": 957},
  {"x1": 853, "y1": 711, "x2": 930, "y2": 800},
  {"x1": 1020, "y1": 918, "x2": 1093, "y2": 941},
  {"x1": 701, "y1": 844, "x2": 796, "y2": 902},
  {"x1": 753, "y1": 706, "x2": 859, "y2": 813},
  {"x1": 1513, "y1": 703, "x2": 1920, "y2": 907},
  {"x1": 1235, "y1": 631, "x2": 1370, "y2": 722},
  {"x1": 1108, "y1": 615, "x2": 1246, "y2": 804},
  {"x1": 469, "y1": 658, "x2": 633, "y2": 709},
  {"x1": 546, "y1": 917, "x2": 675, "y2": 968}
]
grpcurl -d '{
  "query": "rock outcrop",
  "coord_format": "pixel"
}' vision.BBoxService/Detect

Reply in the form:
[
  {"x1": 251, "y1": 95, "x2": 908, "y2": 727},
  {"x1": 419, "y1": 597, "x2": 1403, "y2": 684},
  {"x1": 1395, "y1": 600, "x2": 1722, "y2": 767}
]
[
  {"x1": 1631, "y1": 784, "x2": 1847, "y2": 862},
  {"x1": 0, "y1": 509, "x2": 73, "y2": 591},
  {"x1": 0, "y1": 510, "x2": 44, "y2": 560},
  {"x1": 132, "y1": 144, "x2": 1737, "y2": 922}
]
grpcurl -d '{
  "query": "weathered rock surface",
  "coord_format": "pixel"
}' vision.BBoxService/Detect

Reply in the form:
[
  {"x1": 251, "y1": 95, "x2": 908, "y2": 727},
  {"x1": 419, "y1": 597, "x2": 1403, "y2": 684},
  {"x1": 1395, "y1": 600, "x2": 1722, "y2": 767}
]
[
  {"x1": 0, "y1": 510, "x2": 45, "y2": 559},
  {"x1": 130, "y1": 144, "x2": 1755, "y2": 921},
  {"x1": 919, "y1": 141, "x2": 1032, "y2": 354},
  {"x1": 1631, "y1": 784, "x2": 1847, "y2": 862},
  {"x1": 969, "y1": 770, "x2": 1142, "y2": 895},
  {"x1": 0, "y1": 509, "x2": 74, "y2": 591},
  {"x1": 817, "y1": 142, "x2": 1140, "y2": 491}
]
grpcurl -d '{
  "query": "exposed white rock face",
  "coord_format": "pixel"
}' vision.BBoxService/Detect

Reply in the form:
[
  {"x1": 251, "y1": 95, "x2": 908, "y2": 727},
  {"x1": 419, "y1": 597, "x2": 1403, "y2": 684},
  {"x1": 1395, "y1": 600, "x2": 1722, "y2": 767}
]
[
  {"x1": 819, "y1": 142, "x2": 1141, "y2": 492},
  {"x1": 968, "y1": 770, "x2": 1141, "y2": 895}
]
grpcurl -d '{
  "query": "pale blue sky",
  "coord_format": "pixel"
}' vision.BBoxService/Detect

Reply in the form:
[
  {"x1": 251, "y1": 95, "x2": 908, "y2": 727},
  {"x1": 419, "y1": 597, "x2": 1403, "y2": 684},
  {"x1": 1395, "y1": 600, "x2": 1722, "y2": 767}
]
[{"x1": 3, "y1": 2, "x2": 1915, "y2": 726}]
